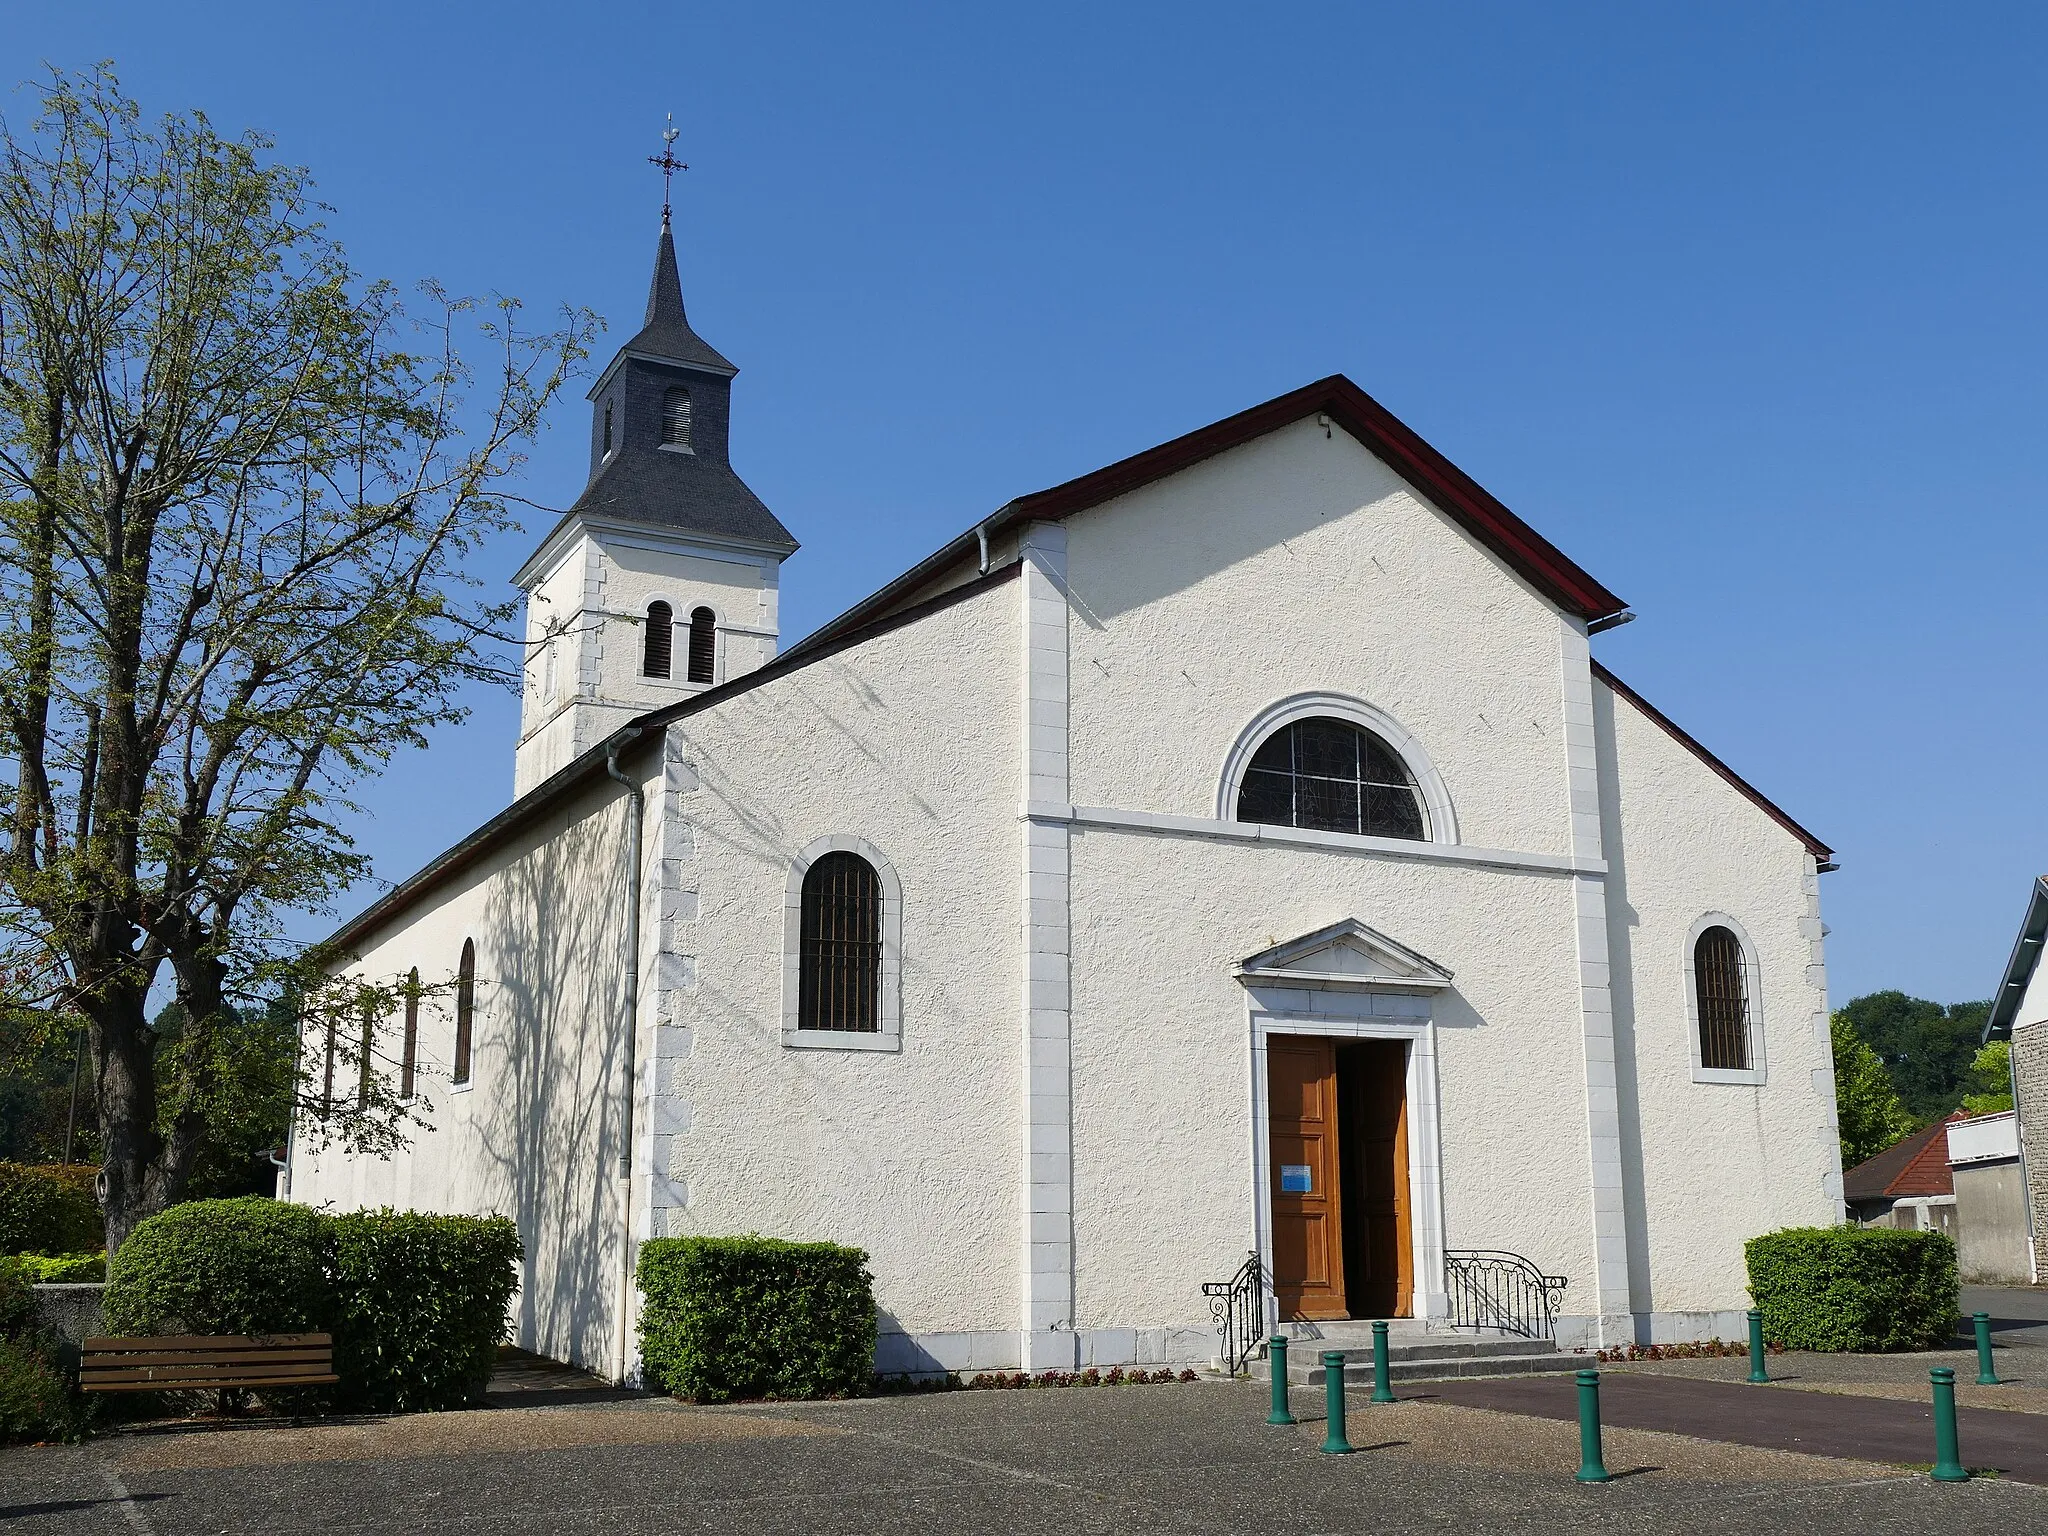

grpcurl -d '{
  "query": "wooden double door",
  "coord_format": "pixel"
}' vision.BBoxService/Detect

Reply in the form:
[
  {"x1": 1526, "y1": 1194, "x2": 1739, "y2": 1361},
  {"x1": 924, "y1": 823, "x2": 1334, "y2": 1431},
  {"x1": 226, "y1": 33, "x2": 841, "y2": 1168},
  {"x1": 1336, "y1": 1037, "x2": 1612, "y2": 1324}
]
[{"x1": 1268, "y1": 1037, "x2": 1412, "y2": 1321}]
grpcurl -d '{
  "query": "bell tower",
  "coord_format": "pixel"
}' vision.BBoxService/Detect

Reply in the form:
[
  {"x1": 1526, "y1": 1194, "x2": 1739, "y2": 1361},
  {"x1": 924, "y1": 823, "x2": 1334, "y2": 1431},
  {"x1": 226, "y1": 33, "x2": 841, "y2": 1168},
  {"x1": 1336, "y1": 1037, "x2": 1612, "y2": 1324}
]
[{"x1": 512, "y1": 166, "x2": 798, "y2": 795}]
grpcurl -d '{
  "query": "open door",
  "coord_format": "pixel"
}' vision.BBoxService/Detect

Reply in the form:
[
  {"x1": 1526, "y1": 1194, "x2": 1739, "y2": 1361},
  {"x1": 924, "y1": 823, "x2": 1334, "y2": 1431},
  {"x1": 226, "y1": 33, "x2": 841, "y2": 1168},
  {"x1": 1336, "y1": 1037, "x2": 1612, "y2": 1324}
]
[
  {"x1": 1338, "y1": 1040, "x2": 1413, "y2": 1318},
  {"x1": 1268, "y1": 1037, "x2": 1346, "y2": 1319}
]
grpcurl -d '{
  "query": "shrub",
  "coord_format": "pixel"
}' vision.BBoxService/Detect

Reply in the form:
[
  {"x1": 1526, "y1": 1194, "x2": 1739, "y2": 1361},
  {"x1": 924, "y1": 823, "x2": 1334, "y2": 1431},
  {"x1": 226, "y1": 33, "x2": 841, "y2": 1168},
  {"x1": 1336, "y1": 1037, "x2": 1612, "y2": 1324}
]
[
  {"x1": 10, "y1": 1253, "x2": 105, "y2": 1285},
  {"x1": 0, "y1": 1336, "x2": 77, "y2": 1442},
  {"x1": 0, "y1": 1260, "x2": 35, "y2": 1338},
  {"x1": 327, "y1": 1209, "x2": 522, "y2": 1412},
  {"x1": 103, "y1": 1197, "x2": 332, "y2": 1338},
  {"x1": 1746, "y1": 1225, "x2": 1959, "y2": 1351},
  {"x1": 637, "y1": 1235, "x2": 875, "y2": 1403},
  {"x1": 0, "y1": 1165, "x2": 102, "y2": 1256}
]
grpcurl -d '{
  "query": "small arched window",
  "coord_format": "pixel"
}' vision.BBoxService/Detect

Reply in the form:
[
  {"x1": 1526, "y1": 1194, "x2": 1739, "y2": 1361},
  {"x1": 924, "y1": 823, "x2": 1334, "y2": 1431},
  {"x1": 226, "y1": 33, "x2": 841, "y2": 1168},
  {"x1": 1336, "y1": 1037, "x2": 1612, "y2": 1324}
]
[
  {"x1": 661, "y1": 387, "x2": 693, "y2": 449},
  {"x1": 687, "y1": 606, "x2": 716, "y2": 684},
  {"x1": 602, "y1": 398, "x2": 614, "y2": 456},
  {"x1": 453, "y1": 939, "x2": 475, "y2": 1085},
  {"x1": 643, "y1": 601, "x2": 674, "y2": 678},
  {"x1": 1235, "y1": 717, "x2": 1426, "y2": 840},
  {"x1": 401, "y1": 968, "x2": 419, "y2": 1100},
  {"x1": 799, "y1": 853, "x2": 881, "y2": 1033},
  {"x1": 1693, "y1": 926, "x2": 1750, "y2": 1071}
]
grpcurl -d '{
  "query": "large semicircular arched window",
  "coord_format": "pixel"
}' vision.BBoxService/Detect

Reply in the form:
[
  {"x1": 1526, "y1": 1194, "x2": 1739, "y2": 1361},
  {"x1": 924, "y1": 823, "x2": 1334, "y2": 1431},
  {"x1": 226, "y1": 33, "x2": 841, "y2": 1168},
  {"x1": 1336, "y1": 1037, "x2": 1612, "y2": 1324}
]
[{"x1": 1236, "y1": 717, "x2": 1427, "y2": 840}]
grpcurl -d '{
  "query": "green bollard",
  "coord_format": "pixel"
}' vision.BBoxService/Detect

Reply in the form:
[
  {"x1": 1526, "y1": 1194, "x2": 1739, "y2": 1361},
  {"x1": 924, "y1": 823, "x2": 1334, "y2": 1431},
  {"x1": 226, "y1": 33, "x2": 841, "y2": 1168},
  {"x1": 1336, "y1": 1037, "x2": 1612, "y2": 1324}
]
[
  {"x1": 1319, "y1": 1351, "x2": 1354, "y2": 1454},
  {"x1": 1370, "y1": 1319, "x2": 1395, "y2": 1404},
  {"x1": 1973, "y1": 1312, "x2": 2000, "y2": 1387},
  {"x1": 1746, "y1": 1309, "x2": 1769, "y2": 1384},
  {"x1": 1267, "y1": 1335, "x2": 1296, "y2": 1425},
  {"x1": 1930, "y1": 1367, "x2": 1969, "y2": 1481},
  {"x1": 1574, "y1": 1369, "x2": 1611, "y2": 1483}
]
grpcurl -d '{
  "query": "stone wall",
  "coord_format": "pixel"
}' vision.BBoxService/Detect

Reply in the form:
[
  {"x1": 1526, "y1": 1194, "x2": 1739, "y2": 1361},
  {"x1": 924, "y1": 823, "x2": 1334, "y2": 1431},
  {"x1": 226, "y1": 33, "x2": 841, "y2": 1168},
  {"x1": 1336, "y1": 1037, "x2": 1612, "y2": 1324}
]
[{"x1": 2014, "y1": 1018, "x2": 2048, "y2": 1279}]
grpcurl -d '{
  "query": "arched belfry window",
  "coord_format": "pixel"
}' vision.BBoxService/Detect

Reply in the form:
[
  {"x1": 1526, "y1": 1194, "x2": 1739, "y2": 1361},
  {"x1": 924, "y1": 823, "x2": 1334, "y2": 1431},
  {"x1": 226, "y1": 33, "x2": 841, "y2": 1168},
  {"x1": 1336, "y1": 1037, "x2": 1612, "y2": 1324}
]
[
  {"x1": 661, "y1": 387, "x2": 693, "y2": 450},
  {"x1": 1235, "y1": 717, "x2": 1426, "y2": 840},
  {"x1": 1693, "y1": 925, "x2": 1750, "y2": 1071},
  {"x1": 643, "y1": 601, "x2": 674, "y2": 678},
  {"x1": 401, "y1": 968, "x2": 419, "y2": 1101},
  {"x1": 602, "y1": 398, "x2": 614, "y2": 456},
  {"x1": 453, "y1": 939, "x2": 475, "y2": 1086},
  {"x1": 687, "y1": 606, "x2": 716, "y2": 684},
  {"x1": 799, "y1": 853, "x2": 881, "y2": 1033}
]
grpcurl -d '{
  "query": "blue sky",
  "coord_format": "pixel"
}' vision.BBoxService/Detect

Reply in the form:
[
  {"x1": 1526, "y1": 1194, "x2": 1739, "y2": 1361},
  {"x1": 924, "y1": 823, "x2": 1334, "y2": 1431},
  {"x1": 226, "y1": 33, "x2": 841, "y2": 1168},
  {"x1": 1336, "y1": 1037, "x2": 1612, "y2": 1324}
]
[{"x1": 14, "y1": 3, "x2": 2046, "y2": 1005}]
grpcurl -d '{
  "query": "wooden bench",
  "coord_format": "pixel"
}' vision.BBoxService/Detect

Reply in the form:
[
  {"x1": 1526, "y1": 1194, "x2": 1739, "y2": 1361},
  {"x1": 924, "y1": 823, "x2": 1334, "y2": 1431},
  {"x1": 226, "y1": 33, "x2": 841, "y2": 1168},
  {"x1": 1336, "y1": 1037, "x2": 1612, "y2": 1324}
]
[{"x1": 80, "y1": 1334, "x2": 338, "y2": 1396}]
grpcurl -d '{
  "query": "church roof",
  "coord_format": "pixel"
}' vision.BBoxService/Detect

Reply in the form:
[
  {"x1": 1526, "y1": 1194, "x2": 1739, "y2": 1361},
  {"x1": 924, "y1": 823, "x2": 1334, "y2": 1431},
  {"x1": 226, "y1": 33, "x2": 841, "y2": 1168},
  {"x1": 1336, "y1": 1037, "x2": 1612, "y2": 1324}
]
[
  {"x1": 329, "y1": 374, "x2": 1828, "y2": 950},
  {"x1": 567, "y1": 440, "x2": 794, "y2": 550}
]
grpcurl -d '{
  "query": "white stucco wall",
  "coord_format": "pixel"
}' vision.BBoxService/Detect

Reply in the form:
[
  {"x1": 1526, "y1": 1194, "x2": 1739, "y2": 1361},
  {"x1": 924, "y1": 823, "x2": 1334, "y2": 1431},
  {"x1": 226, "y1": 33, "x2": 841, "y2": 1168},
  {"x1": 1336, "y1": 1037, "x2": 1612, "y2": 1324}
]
[
  {"x1": 1594, "y1": 677, "x2": 1842, "y2": 1328},
  {"x1": 1065, "y1": 417, "x2": 1575, "y2": 858},
  {"x1": 642, "y1": 579, "x2": 1024, "y2": 1365},
  {"x1": 289, "y1": 767, "x2": 649, "y2": 1374}
]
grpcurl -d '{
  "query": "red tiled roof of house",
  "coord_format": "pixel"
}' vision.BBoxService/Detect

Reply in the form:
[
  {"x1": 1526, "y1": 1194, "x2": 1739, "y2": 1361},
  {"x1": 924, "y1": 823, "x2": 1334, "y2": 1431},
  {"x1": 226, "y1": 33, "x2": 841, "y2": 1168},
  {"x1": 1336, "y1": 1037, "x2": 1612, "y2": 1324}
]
[{"x1": 1842, "y1": 1112, "x2": 1968, "y2": 1203}]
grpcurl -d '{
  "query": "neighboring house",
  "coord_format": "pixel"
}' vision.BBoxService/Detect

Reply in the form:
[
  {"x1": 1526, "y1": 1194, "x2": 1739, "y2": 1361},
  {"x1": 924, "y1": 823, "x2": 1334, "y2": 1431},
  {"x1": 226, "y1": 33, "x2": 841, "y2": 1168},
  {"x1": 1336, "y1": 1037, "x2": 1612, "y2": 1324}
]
[
  {"x1": 1946, "y1": 1111, "x2": 2029, "y2": 1283},
  {"x1": 1982, "y1": 874, "x2": 2048, "y2": 1283},
  {"x1": 1842, "y1": 1114, "x2": 1961, "y2": 1235},
  {"x1": 286, "y1": 212, "x2": 1846, "y2": 1381}
]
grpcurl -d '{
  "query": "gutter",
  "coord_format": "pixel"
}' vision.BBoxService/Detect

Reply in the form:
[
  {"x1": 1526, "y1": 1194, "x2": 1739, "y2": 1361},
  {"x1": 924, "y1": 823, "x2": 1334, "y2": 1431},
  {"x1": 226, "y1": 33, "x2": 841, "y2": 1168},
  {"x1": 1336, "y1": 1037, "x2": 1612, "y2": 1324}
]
[{"x1": 604, "y1": 727, "x2": 647, "y2": 1385}]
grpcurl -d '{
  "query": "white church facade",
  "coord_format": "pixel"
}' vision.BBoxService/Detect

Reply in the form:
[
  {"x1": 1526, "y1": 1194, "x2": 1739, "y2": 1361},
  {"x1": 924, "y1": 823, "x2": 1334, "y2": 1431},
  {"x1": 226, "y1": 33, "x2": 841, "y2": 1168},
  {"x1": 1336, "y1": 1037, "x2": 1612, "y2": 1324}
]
[{"x1": 288, "y1": 218, "x2": 1847, "y2": 1381}]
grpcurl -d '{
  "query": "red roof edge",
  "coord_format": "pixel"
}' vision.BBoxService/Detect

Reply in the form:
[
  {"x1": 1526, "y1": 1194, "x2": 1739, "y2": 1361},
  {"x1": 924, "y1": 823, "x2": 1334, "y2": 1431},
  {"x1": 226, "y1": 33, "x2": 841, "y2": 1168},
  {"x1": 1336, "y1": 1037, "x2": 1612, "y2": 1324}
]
[
  {"x1": 1592, "y1": 659, "x2": 1833, "y2": 862},
  {"x1": 1003, "y1": 375, "x2": 1629, "y2": 622}
]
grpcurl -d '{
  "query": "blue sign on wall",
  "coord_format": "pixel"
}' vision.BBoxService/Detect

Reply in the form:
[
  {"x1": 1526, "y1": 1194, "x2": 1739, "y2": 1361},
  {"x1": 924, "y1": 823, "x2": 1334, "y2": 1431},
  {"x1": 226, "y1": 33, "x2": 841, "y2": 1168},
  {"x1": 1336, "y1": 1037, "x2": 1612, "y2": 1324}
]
[{"x1": 1279, "y1": 1164, "x2": 1313, "y2": 1194}]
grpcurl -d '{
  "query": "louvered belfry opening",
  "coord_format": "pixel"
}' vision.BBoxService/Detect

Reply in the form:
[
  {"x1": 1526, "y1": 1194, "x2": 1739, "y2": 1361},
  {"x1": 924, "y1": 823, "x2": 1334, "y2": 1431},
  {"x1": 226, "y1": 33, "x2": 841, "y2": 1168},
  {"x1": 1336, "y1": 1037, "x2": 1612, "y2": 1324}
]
[
  {"x1": 1694, "y1": 926, "x2": 1750, "y2": 1070},
  {"x1": 401, "y1": 969, "x2": 419, "y2": 1101},
  {"x1": 643, "y1": 601, "x2": 674, "y2": 678},
  {"x1": 799, "y1": 852, "x2": 881, "y2": 1032},
  {"x1": 661, "y1": 387, "x2": 693, "y2": 449},
  {"x1": 1235, "y1": 718, "x2": 1427, "y2": 840},
  {"x1": 687, "y1": 606, "x2": 716, "y2": 684}
]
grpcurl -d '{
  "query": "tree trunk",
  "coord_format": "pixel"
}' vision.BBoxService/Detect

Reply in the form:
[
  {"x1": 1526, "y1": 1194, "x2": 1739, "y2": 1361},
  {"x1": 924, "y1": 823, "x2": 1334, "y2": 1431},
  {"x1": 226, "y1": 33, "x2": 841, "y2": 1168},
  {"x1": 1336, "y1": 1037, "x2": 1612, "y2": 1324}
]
[{"x1": 84, "y1": 978, "x2": 159, "y2": 1257}]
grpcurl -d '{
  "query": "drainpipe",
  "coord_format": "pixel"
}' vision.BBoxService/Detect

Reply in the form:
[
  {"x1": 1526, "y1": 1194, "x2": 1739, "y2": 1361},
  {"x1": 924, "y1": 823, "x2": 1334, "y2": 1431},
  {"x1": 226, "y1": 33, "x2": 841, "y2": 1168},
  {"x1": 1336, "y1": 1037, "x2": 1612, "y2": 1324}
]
[
  {"x1": 976, "y1": 523, "x2": 990, "y2": 576},
  {"x1": 605, "y1": 726, "x2": 646, "y2": 1384}
]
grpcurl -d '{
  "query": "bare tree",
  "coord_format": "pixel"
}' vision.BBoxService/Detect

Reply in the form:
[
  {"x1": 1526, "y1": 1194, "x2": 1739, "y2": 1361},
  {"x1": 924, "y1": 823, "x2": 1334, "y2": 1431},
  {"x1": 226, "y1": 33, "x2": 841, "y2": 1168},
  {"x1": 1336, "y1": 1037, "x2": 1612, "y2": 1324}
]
[{"x1": 0, "y1": 66, "x2": 595, "y2": 1250}]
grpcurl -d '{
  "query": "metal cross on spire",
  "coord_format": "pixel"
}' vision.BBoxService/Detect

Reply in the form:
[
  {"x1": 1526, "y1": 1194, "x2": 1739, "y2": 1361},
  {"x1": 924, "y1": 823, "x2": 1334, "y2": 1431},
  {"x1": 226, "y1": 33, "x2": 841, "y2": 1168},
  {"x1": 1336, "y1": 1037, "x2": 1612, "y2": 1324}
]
[{"x1": 649, "y1": 114, "x2": 687, "y2": 228}]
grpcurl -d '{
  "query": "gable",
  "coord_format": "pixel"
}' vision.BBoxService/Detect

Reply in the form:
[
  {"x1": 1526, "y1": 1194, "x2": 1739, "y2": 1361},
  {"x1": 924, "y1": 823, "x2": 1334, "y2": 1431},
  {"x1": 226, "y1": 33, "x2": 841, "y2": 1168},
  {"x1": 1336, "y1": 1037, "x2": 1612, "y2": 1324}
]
[{"x1": 1237, "y1": 919, "x2": 1454, "y2": 993}]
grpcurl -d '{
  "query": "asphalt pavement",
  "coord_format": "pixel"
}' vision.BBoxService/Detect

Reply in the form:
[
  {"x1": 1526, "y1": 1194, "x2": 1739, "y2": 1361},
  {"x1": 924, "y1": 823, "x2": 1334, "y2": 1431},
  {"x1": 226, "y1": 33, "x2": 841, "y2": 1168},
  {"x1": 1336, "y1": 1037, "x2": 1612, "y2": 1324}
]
[{"x1": 2, "y1": 1380, "x2": 2041, "y2": 1535}]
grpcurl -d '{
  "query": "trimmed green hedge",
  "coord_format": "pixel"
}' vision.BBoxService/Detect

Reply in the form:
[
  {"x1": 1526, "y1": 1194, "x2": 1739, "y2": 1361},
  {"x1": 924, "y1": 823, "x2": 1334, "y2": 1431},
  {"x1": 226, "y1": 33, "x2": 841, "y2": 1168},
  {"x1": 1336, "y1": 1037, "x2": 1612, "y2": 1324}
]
[
  {"x1": 1746, "y1": 1226, "x2": 1959, "y2": 1351},
  {"x1": 104, "y1": 1197, "x2": 332, "y2": 1338},
  {"x1": 0, "y1": 1336, "x2": 76, "y2": 1442},
  {"x1": 328, "y1": 1209, "x2": 522, "y2": 1411},
  {"x1": 104, "y1": 1199, "x2": 522, "y2": 1413},
  {"x1": 10, "y1": 1253, "x2": 106, "y2": 1284},
  {"x1": 636, "y1": 1235, "x2": 875, "y2": 1402},
  {"x1": 0, "y1": 1165, "x2": 103, "y2": 1256}
]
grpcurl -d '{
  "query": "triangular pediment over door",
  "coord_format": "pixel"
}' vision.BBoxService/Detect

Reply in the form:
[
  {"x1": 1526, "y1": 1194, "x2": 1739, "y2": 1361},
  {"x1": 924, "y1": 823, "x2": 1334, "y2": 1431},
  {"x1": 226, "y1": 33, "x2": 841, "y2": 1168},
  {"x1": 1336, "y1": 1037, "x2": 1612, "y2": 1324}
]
[{"x1": 1235, "y1": 918, "x2": 1453, "y2": 995}]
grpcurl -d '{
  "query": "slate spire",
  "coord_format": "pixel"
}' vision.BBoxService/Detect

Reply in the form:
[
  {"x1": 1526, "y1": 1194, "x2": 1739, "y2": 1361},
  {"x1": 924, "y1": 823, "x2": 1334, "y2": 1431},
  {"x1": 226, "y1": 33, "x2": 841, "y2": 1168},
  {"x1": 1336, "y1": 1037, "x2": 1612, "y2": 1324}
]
[{"x1": 626, "y1": 215, "x2": 736, "y2": 375}]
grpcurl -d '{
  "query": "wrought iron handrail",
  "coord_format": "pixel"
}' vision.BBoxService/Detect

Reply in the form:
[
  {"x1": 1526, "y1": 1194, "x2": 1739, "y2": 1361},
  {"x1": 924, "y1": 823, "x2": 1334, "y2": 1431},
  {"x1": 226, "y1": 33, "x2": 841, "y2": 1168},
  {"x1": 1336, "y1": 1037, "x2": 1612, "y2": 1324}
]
[
  {"x1": 1443, "y1": 1249, "x2": 1568, "y2": 1339},
  {"x1": 1201, "y1": 1251, "x2": 1267, "y2": 1376}
]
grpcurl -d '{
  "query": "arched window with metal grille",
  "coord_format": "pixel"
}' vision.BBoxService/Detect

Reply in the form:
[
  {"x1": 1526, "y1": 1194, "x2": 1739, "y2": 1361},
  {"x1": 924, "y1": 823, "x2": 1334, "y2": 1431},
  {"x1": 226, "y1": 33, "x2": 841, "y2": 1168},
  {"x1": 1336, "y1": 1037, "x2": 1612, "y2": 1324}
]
[
  {"x1": 798, "y1": 853, "x2": 881, "y2": 1033},
  {"x1": 643, "y1": 601, "x2": 674, "y2": 678},
  {"x1": 1693, "y1": 925, "x2": 1750, "y2": 1071},
  {"x1": 453, "y1": 939, "x2": 476, "y2": 1085},
  {"x1": 1234, "y1": 716, "x2": 1427, "y2": 841},
  {"x1": 687, "y1": 606, "x2": 716, "y2": 684},
  {"x1": 661, "y1": 387, "x2": 692, "y2": 449}
]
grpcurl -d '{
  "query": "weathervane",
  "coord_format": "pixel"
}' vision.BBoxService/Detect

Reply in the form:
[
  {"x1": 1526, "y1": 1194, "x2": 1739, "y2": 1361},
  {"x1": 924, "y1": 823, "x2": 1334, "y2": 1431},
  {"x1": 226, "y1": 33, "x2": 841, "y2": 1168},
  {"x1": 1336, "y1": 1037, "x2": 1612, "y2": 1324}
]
[{"x1": 649, "y1": 114, "x2": 687, "y2": 227}]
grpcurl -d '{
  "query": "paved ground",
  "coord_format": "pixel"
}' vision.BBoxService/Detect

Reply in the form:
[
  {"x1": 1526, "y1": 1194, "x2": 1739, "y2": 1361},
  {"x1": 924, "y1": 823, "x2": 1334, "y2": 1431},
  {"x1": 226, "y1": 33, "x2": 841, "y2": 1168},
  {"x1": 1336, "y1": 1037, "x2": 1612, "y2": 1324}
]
[
  {"x1": 1965, "y1": 1283, "x2": 2048, "y2": 1350},
  {"x1": 1614, "y1": 1344, "x2": 2048, "y2": 1415},
  {"x1": 1425, "y1": 1371, "x2": 2048, "y2": 1482},
  {"x1": 2, "y1": 1380, "x2": 2041, "y2": 1535}
]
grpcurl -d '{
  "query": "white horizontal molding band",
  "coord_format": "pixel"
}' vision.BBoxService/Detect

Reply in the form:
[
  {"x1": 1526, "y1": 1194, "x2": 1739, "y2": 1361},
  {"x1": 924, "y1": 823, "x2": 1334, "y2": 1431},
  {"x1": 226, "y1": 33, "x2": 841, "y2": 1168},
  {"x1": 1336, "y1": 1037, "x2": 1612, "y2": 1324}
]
[{"x1": 1020, "y1": 801, "x2": 1603, "y2": 879}]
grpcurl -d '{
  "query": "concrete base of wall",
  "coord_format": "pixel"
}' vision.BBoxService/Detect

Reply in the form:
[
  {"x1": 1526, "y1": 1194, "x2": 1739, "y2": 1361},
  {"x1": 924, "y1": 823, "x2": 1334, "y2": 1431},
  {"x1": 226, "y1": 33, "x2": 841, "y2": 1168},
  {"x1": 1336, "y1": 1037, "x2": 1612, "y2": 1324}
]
[{"x1": 875, "y1": 1326, "x2": 1216, "y2": 1377}]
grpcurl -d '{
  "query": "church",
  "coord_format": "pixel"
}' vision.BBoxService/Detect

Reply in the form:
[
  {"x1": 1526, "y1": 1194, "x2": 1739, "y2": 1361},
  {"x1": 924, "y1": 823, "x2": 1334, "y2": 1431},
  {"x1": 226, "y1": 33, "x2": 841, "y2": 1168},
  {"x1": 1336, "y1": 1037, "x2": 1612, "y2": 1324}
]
[{"x1": 287, "y1": 212, "x2": 1847, "y2": 1384}]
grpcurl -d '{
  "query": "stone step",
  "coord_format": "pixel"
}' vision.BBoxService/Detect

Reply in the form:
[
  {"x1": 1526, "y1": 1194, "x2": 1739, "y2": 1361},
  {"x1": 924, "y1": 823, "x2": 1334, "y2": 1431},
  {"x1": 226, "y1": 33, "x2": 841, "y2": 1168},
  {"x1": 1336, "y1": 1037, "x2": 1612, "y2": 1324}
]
[
  {"x1": 1300, "y1": 1351, "x2": 1585, "y2": 1385},
  {"x1": 1269, "y1": 1335, "x2": 1560, "y2": 1367}
]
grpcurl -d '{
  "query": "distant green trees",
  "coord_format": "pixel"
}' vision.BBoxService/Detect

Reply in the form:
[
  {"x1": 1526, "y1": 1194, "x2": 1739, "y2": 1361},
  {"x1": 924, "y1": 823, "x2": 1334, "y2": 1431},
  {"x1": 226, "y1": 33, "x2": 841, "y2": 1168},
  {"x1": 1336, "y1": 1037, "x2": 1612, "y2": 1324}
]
[
  {"x1": 1830, "y1": 1015, "x2": 1917, "y2": 1169},
  {"x1": 1833, "y1": 991, "x2": 1992, "y2": 1122}
]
